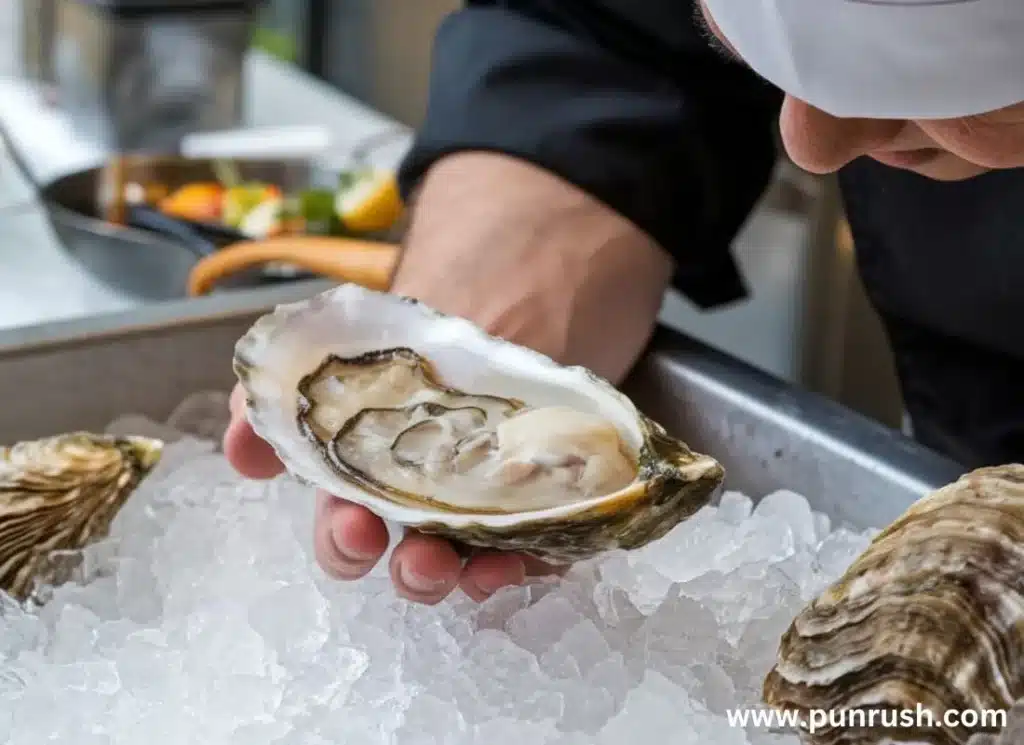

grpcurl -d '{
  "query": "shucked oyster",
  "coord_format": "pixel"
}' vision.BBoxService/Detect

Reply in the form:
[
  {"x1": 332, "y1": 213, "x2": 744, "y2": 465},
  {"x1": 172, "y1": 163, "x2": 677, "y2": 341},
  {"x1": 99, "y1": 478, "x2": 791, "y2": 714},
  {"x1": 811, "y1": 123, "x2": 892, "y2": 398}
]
[
  {"x1": 762, "y1": 464, "x2": 1024, "y2": 745},
  {"x1": 233, "y1": 284, "x2": 724, "y2": 563},
  {"x1": 0, "y1": 432, "x2": 163, "y2": 600}
]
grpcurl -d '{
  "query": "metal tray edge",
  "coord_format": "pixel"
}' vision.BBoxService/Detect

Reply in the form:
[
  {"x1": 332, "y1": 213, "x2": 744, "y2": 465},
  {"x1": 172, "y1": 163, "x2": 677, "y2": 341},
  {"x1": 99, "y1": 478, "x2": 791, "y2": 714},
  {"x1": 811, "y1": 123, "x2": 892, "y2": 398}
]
[{"x1": 0, "y1": 279, "x2": 337, "y2": 357}]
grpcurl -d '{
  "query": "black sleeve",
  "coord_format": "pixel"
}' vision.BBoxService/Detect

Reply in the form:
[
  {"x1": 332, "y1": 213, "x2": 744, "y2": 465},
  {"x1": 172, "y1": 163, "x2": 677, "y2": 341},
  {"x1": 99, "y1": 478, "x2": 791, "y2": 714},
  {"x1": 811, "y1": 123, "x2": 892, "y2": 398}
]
[{"x1": 397, "y1": 0, "x2": 783, "y2": 309}]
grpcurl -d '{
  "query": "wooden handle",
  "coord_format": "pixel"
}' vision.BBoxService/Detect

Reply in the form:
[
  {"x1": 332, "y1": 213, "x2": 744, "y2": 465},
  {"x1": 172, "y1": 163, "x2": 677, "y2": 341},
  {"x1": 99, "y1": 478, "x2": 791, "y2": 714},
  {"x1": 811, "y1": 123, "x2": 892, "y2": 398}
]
[{"x1": 186, "y1": 235, "x2": 400, "y2": 296}]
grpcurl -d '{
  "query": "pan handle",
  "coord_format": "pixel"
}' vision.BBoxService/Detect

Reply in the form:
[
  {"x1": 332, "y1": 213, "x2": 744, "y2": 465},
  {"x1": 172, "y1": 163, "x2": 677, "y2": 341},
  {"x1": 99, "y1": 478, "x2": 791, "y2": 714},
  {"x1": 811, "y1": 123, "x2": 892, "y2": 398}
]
[
  {"x1": 127, "y1": 205, "x2": 220, "y2": 258},
  {"x1": 186, "y1": 236, "x2": 400, "y2": 296}
]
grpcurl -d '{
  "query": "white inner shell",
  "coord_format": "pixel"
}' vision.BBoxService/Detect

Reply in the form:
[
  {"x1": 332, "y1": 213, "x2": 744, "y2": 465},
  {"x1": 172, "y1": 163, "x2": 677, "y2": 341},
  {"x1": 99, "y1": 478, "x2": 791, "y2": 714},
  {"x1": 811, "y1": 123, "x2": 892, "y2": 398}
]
[{"x1": 304, "y1": 358, "x2": 638, "y2": 511}]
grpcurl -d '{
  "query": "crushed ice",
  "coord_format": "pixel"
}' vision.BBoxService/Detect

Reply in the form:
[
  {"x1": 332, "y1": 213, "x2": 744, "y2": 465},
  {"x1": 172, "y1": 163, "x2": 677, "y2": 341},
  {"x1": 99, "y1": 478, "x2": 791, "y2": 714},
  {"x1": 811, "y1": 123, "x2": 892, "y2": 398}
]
[{"x1": 0, "y1": 392, "x2": 881, "y2": 744}]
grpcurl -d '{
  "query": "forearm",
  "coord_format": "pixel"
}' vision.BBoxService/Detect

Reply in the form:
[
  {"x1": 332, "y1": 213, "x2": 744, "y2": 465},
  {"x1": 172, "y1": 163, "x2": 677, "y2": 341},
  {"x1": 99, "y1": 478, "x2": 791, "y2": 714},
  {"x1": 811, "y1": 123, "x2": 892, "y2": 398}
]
[
  {"x1": 392, "y1": 152, "x2": 673, "y2": 384},
  {"x1": 398, "y1": 3, "x2": 781, "y2": 311}
]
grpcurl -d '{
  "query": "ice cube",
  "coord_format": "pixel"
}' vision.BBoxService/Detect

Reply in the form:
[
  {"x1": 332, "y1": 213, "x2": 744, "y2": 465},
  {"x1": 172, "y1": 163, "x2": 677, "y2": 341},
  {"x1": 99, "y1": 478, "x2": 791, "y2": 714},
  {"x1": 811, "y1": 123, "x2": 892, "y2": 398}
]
[
  {"x1": 47, "y1": 605, "x2": 101, "y2": 663},
  {"x1": 248, "y1": 582, "x2": 330, "y2": 660},
  {"x1": 689, "y1": 563, "x2": 803, "y2": 644},
  {"x1": 276, "y1": 643, "x2": 369, "y2": 720},
  {"x1": 599, "y1": 670, "x2": 751, "y2": 745},
  {"x1": 165, "y1": 390, "x2": 232, "y2": 443},
  {"x1": 464, "y1": 630, "x2": 558, "y2": 721},
  {"x1": 550, "y1": 652, "x2": 633, "y2": 733},
  {"x1": 1, "y1": 401, "x2": 877, "y2": 745},
  {"x1": 105, "y1": 413, "x2": 184, "y2": 442},
  {"x1": 695, "y1": 661, "x2": 739, "y2": 714},
  {"x1": 813, "y1": 527, "x2": 873, "y2": 579},
  {"x1": 717, "y1": 490, "x2": 754, "y2": 524},
  {"x1": 507, "y1": 594, "x2": 583, "y2": 655},
  {"x1": 393, "y1": 692, "x2": 469, "y2": 744},
  {"x1": 471, "y1": 717, "x2": 563, "y2": 745},
  {"x1": 813, "y1": 511, "x2": 832, "y2": 542},
  {"x1": 735, "y1": 607, "x2": 797, "y2": 678},
  {"x1": 540, "y1": 620, "x2": 611, "y2": 677},
  {"x1": 474, "y1": 585, "x2": 533, "y2": 632},
  {"x1": 630, "y1": 589, "x2": 723, "y2": 684},
  {"x1": 753, "y1": 490, "x2": 818, "y2": 548},
  {"x1": 0, "y1": 593, "x2": 44, "y2": 657}
]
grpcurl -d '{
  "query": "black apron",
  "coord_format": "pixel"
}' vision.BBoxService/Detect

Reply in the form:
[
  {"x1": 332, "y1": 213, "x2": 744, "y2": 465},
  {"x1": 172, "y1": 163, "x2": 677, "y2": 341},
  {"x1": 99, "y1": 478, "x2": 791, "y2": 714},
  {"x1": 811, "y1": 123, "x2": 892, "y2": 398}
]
[{"x1": 838, "y1": 159, "x2": 1024, "y2": 469}]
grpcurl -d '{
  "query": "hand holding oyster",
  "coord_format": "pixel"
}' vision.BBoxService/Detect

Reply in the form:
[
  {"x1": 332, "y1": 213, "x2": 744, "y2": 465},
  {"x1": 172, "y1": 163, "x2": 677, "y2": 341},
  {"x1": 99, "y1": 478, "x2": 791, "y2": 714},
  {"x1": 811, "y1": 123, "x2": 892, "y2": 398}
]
[{"x1": 232, "y1": 284, "x2": 725, "y2": 564}]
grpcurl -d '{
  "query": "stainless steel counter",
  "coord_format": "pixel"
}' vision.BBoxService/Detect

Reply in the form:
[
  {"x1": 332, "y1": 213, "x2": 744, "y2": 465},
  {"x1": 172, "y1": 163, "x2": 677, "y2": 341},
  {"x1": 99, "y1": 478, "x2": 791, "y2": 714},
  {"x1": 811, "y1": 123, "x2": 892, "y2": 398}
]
[{"x1": 0, "y1": 51, "x2": 411, "y2": 333}]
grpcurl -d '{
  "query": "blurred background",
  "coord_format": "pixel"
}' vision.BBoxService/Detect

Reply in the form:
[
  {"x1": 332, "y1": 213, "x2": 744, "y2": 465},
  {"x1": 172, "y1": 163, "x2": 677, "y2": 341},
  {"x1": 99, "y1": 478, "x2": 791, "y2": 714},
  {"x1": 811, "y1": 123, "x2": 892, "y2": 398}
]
[{"x1": 0, "y1": 0, "x2": 904, "y2": 430}]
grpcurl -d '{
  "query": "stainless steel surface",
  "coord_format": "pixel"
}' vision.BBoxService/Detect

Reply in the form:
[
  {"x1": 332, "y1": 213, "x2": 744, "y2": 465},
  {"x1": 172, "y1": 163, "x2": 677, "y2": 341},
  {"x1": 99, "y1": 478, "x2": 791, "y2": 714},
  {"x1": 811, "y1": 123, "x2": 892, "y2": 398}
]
[
  {"x1": 322, "y1": 0, "x2": 457, "y2": 127},
  {"x1": 0, "y1": 282, "x2": 964, "y2": 532},
  {"x1": 796, "y1": 184, "x2": 905, "y2": 428},
  {"x1": 52, "y1": 0, "x2": 256, "y2": 151},
  {"x1": 625, "y1": 328, "x2": 963, "y2": 531},
  {"x1": 20, "y1": 0, "x2": 57, "y2": 86}
]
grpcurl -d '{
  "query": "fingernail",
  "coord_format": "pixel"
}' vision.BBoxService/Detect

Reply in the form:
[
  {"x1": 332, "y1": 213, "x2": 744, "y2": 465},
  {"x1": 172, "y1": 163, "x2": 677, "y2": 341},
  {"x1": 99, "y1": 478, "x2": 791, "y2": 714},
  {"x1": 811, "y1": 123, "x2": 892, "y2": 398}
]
[
  {"x1": 336, "y1": 545, "x2": 376, "y2": 564},
  {"x1": 476, "y1": 560, "x2": 526, "y2": 596},
  {"x1": 331, "y1": 530, "x2": 376, "y2": 564},
  {"x1": 399, "y1": 563, "x2": 448, "y2": 594}
]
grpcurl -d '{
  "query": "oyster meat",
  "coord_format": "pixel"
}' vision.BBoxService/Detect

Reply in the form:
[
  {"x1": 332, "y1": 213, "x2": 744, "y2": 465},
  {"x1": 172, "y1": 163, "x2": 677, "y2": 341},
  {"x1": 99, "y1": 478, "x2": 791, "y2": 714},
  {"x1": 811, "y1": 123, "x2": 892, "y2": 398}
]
[
  {"x1": 0, "y1": 432, "x2": 163, "y2": 600},
  {"x1": 762, "y1": 464, "x2": 1024, "y2": 745},
  {"x1": 233, "y1": 284, "x2": 725, "y2": 562}
]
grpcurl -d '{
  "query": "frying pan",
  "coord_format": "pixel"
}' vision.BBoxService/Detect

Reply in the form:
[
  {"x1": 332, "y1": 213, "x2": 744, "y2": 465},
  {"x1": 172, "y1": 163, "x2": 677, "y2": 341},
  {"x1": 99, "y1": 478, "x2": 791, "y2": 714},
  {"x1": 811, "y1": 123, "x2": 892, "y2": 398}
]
[
  {"x1": 35, "y1": 155, "x2": 403, "y2": 300},
  {"x1": 36, "y1": 156, "x2": 302, "y2": 299}
]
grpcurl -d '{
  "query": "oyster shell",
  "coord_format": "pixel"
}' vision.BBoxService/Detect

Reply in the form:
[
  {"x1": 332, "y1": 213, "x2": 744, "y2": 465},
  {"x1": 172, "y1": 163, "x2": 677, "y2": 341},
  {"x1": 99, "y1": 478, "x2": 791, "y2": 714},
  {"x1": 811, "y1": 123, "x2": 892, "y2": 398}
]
[
  {"x1": 966, "y1": 698, "x2": 1024, "y2": 745},
  {"x1": 233, "y1": 284, "x2": 724, "y2": 563},
  {"x1": 0, "y1": 432, "x2": 163, "y2": 600},
  {"x1": 762, "y1": 464, "x2": 1024, "y2": 745}
]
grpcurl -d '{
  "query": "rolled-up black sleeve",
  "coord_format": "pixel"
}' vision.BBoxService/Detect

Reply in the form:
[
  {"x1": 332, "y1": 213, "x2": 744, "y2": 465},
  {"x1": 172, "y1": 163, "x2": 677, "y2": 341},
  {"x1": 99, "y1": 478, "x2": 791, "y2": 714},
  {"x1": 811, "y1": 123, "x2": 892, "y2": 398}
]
[{"x1": 397, "y1": 0, "x2": 783, "y2": 309}]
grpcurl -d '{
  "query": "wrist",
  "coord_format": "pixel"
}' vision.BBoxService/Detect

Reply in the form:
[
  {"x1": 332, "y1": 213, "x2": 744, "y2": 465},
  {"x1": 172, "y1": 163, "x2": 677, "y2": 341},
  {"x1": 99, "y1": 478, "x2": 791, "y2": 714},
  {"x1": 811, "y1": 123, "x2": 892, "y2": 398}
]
[{"x1": 393, "y1": 152, "x2": 674, "y2": 383}]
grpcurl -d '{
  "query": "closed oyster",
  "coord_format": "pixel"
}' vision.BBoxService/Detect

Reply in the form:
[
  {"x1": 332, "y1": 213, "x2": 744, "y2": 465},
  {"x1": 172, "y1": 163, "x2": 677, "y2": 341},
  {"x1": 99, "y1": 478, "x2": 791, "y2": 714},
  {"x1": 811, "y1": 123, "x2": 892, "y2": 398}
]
[
  {"x1": 0, "y1": 432, "x2": 163, "y2": 600},
  {"x1": 762, "y1": 464, "x2": 1024, "y2": 745},
  {"x1": 233, "y1": 284, "x2": 724, "y2": 563}
]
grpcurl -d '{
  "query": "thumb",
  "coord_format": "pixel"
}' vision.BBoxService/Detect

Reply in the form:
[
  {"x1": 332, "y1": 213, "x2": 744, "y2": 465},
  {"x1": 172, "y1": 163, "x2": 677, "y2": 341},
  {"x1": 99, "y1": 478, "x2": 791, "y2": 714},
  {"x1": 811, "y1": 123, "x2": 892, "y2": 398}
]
[{"x1": 224, "y1": 384, "x2": 284, "y2": 480}]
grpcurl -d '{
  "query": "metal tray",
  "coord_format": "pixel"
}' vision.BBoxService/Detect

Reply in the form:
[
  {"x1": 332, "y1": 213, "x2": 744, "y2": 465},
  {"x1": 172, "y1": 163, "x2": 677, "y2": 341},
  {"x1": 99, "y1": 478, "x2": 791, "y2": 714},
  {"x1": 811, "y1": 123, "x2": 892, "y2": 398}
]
[{"x1": 0, "y1": 281, "x2": 964, "y2": 531}]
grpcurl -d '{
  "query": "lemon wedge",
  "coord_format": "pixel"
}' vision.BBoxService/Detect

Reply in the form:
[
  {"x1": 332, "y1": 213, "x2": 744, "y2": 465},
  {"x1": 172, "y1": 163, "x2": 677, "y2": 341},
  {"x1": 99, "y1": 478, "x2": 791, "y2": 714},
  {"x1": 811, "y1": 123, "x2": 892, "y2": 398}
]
[{"x1": 334, "y1": 169, "x2": 403, "y2": 233}]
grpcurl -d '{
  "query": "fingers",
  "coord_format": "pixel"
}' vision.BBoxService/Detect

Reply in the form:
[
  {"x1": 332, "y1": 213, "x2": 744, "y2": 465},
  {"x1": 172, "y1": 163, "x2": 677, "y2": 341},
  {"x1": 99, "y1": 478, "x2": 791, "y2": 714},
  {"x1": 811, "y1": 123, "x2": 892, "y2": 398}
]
[
  {"x1": 223, "y1": 384, "x2": 283, "y2": 479},
  {"x1": 459, "y1": 552, "x2": 527, "y2": 602},
  {"x1": 229, "y1": 385, "x2": 570, "y2": 604},
  {"x1": 314, "y1": 491, "x2": 390, "y2": 579},
  {"x1": 459, "y1": 553, "x2": 566, "y2": 602},
  {"x1": 312, "y1": 485, "x2": 569, "y2": 604},
  {"x1": 314, "y1": 492, "x2": 465, "y2": 603},
  {"x1": 389, "y1": 532, "x2": 463, "y2": 605}
]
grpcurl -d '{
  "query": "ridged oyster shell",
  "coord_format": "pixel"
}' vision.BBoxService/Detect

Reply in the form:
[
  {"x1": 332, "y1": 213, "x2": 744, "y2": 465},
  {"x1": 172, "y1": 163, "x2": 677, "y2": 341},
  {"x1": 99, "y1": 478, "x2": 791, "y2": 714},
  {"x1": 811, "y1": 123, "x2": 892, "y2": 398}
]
[
  {"x1": 0, "y1": 432, "x2": 163, "y2": 600},
  {"x1": 762, "y1": 464, "x2": 1024, "y2": 745},
  {"x1": 233, "y1": 284, "x2": 725, "y2": 563},
  {"x1": 966, "y1": 698, "x2": 1024, "y2": 745}
]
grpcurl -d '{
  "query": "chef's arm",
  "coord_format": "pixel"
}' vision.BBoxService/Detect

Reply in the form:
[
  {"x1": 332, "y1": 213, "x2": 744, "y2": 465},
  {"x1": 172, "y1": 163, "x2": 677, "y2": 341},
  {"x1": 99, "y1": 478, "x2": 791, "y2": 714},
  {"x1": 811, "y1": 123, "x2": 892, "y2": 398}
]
[{"x1": 393, "y1": 1, "x2": 781, "y2": 381}]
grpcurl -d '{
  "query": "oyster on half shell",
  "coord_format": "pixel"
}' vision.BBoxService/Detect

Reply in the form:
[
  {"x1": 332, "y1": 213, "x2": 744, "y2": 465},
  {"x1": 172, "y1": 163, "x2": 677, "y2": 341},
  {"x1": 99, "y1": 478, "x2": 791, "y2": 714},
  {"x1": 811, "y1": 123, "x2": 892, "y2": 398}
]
[
  {"x1": 0, "y1": 432, "x2": 163, "y2": 600},
  {"x1": 762, "y1": 464, "x2": 1024, "y2": 745},
  {"x1": 233, "y1": 284, "x2": 725, "y2": 563}
]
